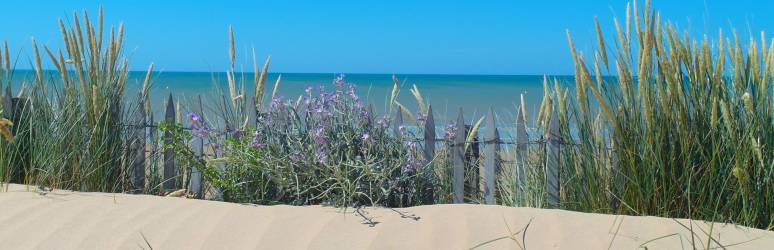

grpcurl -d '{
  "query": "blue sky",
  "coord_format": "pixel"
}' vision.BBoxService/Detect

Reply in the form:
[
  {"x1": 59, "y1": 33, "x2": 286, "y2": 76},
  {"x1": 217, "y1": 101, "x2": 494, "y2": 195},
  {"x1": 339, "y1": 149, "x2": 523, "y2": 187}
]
[{"x1": 2, "y1": 1, "x2": 773, "y2": 75}]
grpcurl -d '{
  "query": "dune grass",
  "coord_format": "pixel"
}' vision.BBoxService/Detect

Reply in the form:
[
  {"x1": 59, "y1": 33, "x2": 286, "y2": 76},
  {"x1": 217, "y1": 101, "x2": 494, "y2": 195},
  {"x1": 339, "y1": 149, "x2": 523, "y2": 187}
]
[
  {"x1": 0, "y1": 8, "x2": 149, "y2": 193},
  {"x1": 521, "y1": 0, "x2": 774, "y2": 229}
]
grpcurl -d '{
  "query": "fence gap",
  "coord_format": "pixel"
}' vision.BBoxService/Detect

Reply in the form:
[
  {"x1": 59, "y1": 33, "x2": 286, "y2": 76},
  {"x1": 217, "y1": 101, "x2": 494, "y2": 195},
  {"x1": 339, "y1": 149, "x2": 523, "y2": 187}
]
[
  {"x1": 163, "y1": 94, "x2": 177, "y2": 192},
  {"x1": 452, "y1": 107, "x2": 466, "y2": 203},
  {"x1": 545, "y1": 109, "x2": 560, "y2": 207},
  {"x1": 482, "y1": 107, "x2": 499, "y2": 204}
]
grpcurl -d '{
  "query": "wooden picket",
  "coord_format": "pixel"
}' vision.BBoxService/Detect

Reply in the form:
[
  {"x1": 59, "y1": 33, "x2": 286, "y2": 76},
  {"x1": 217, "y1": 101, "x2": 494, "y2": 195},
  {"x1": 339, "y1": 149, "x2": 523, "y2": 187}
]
[
  {"x1": 131, "y1": 94, "x2": 146, "y2": 192},
  {"x1": 246, "y1": 94, "x2": 257, "y2": 127},
  {"x1": 545, "y1": 109, "x2": 560, "y2": 207},
  {"x1": 189, "y1": 95, "x2": 204, "y2": 197},
  {"x1": 163, "y1": 94, "x2": 177, "y2": 192},
  {"x1": 393, "y1": 105, "x2": 403, "y2": 140},
  {"x1": 482, "y1": 107, "x2": 499, "y2": 204},
  {"x1": 2, "y1": 87, "x2": 10, "y2": 119},
  {"x1": 514, "y1": 106, "x2": 528, "y2": 191},
  {"x1": 452, "y1": 107, "x2": 466, "y2": 203},
  {"x1": 423, "y1": 105, "x2": 435, "y2": 162}
]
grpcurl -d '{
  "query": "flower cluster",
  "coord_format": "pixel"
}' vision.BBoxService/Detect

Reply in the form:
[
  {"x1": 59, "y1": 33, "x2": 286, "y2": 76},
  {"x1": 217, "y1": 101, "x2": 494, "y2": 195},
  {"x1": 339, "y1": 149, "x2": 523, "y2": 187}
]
[
  {"x1": 443, "y1": 121, "x2": 457, "y2": 141},
  {"x1": 402, "y1": 141, "x2": 425, "y2": 174},
  {"x1": 188, "y1": 112, "x2": 213, "y2": 138}
]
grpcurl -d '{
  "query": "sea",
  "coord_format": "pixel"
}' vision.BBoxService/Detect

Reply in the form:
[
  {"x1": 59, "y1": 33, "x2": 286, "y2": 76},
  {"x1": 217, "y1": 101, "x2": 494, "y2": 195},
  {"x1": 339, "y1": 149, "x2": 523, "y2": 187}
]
[{"x1": 8, "y1": 71, "x2": 577, "y2": 126}]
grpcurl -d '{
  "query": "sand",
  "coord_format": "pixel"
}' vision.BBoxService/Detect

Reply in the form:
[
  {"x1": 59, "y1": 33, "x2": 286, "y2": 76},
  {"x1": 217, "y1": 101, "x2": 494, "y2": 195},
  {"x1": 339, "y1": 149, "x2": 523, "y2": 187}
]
[{"x1": 0, "y1": 184, "x2": 772, "y2": 249}]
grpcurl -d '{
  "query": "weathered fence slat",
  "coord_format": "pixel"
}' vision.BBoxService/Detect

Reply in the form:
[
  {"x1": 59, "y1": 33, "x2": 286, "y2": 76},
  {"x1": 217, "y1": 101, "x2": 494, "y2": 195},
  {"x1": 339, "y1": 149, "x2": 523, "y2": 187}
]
[
  {"x1": 246, "y1": 94, "x2": 257, "y2": 127},
  {"x1": 545, "y1": 109, "x2": 560, "y2": 207},
  {"x1": 452, "y1": 107, "x2": 466, "y2": 203},
  {"x1": 3, "y1": 87, "x2": 11, "y2": 119},
  {"x1": 423, "y1": 105, "x2": 435, "y2": 162},
  {"x1": 366, "y1": 104, "x2": 374, "y2": 126},
  {"x1": 482, "y1": 107, "x2": 500, "y2": 204},
  {"x1": 189, "y1": 95, "x2": 204, "y2": 197},
  {"x1": 514, "y1": 105, "x2": 528, "y2": 192},
  {"x1": 393, "y1": 105, "x2": 403, "y2": 140},
  {"x1": 131, "y1": 94, "x2": 146, "y2": 192},
  {"x1": 163, "y1": 94, "x2": 177, "y2": 192}
]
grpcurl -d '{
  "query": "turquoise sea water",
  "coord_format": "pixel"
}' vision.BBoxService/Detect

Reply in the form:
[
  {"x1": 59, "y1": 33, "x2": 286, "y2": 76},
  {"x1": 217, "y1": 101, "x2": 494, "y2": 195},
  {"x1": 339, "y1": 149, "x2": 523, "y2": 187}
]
[{"x1": 9, "y1": 71, "x2": 575, "y2": 124}]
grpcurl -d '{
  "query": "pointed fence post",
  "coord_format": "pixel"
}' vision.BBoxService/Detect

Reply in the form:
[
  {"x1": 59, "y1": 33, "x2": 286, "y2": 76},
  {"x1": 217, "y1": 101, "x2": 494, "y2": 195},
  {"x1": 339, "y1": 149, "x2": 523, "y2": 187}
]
[
  {"x1": 514, "y1": 106, "x2": 529, "y2": 192},
  {"x1": 246, "y1": 94, "x2": 257, "y2": 127},
  {"x1": 482, "y1": 107, "x2": 500, "y2": 204},
  {"x1": 423, "y1": 105, "x2": 435, "y2": 162},
  {"x1": 189, "y1": 95, "x2": 204, "y2": 197},
  {"x1": 545, "y1": 110, "x2": 561, "y2": 207},
  {"x1": 393, "y1": 105, "x2": 403, "y2": 140},
  {"x1": 163, "y1": 94, "x2": 177, "y2": 192},
  {"x1": 452, "y1": 107, "x2": 466, "y2": 203},
  {"x1": 3, "y1": 87, "x2": 11, "y2": 119},
  {"x1": 131, "y1": 94, "x2": 147, "y2": 192}
]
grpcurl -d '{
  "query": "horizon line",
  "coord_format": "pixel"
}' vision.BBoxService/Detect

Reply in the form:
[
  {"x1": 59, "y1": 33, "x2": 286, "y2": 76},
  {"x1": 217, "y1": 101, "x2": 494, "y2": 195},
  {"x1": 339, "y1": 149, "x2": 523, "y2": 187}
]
[{"x1": 9, "y1": 68, "x2": 577, "y2": 77}]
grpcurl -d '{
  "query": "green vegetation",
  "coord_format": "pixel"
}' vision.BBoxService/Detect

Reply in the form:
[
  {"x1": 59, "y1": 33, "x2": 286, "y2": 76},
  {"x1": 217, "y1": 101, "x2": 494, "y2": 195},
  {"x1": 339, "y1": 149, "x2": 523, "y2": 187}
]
[{"x1": 518, "y1": 0, "x2": 774, "y2": 229}]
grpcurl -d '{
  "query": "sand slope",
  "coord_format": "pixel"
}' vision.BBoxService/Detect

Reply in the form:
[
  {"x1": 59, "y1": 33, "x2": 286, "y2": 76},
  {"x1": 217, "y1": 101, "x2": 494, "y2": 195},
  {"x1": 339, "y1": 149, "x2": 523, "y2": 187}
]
[{"x1": 0, "y1": 184, "x2": 772, "y2": 249}]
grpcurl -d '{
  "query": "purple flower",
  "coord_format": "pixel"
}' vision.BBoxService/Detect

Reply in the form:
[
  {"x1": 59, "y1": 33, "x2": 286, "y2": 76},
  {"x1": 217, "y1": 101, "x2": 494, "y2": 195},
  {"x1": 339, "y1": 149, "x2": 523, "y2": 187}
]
[
  {"x1": 361, "y1": 133, "x2": 370, "y2": 141},
  {"x1": 376, "y1": 116, "x2": 390, "y2": 129},
  {"x1": 188, "y1": 112, "x2": 212, "y2": 139},
  {"x1": 270, "y1": 95, "x2": 286, "y2": 111},
  {"x1": 443, "y1": 122, "x2": 457, "y2": 141},
  {"x1": 402, "y1": 141, "x2": 425, "y2": 175},
  {"x1": 250, "y1": 130, "x2": 266, "y2": 149},
  {"x1": 230, "y1": 129, "x2": 244, "y2": 139},
  {"x1": 188, "y1": 112, "x2": 201, "y2": 122}
]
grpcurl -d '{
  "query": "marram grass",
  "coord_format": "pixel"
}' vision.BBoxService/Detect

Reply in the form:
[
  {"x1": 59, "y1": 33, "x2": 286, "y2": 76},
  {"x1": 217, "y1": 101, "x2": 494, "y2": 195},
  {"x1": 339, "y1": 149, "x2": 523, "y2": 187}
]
[{"x1": 528, "y1": 0, "x2": 774, "y2": 229}]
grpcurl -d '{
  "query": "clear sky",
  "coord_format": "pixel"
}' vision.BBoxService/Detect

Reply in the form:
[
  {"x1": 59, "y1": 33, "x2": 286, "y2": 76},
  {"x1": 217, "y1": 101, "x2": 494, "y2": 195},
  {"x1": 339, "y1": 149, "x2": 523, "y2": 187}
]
[{"x1": 1, "y1": 1, "x2": 773, "y2": 75}]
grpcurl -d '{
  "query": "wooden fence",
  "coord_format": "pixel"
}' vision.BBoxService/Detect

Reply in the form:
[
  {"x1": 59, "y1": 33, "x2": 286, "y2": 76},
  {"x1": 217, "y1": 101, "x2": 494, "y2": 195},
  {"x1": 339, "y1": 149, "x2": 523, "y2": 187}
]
[{"x1": 124, "y1": 93, "x2": 569, "y2": 206}]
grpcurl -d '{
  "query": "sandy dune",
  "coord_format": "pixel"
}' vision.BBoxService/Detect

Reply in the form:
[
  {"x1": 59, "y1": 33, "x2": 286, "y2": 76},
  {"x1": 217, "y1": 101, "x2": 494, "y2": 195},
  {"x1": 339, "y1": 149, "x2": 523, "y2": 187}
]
[{"x1": 0, "y1": 184, "x2": 772, "y2": 249}]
